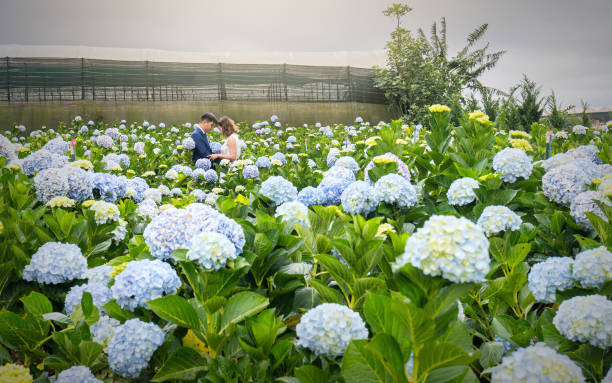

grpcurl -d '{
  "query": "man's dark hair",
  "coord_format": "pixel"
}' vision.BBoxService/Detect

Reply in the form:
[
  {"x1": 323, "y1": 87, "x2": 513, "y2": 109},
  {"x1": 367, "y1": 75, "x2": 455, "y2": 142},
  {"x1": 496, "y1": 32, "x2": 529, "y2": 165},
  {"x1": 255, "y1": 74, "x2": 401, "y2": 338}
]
[{"x1": 200, "y1": 112, "x2": 218, "y2": 125}]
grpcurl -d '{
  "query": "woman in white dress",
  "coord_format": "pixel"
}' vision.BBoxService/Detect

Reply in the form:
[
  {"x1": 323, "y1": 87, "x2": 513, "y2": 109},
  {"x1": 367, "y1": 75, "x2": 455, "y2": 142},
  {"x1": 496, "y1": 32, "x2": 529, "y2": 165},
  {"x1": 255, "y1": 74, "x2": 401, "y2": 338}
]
[{"x1": 209, "y1": 116, "x2": 241, "y2": 163}]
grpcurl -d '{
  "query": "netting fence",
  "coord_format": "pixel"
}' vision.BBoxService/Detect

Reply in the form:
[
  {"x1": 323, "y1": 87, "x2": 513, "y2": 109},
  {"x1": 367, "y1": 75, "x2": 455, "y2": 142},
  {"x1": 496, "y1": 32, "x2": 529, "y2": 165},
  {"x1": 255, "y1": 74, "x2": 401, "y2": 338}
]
[{"x1": 0, "y1": 57, "x2": 386, "y2": 104}]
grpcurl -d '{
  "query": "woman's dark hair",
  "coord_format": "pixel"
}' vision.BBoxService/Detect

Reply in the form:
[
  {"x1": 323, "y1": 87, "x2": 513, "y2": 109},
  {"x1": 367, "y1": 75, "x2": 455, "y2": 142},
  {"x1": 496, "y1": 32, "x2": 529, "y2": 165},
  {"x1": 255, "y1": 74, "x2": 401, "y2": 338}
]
[
  {"x1": 200, "y1": 112, "x2": 218, "y2": 125},
  {"x1": 217, "y1": 116, "x2": 238, "y2": 138}
]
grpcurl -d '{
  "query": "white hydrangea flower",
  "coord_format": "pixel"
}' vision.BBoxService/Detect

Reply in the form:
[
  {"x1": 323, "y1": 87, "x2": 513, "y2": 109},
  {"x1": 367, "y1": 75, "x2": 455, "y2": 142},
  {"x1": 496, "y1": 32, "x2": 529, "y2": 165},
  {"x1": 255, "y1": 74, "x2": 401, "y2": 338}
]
[
  {"x1": 477, "y1": 206, "x2": 522, "y2": 236},
  {"x1": 553, "y1": 295, "x2": 612, "y2": 349},
  {"x1": 187, "y1": 232, "x2": 237, "y2": 270},
  {"x1": 492, "y1": 148, "x2": 533, "y2": 183},
  {"x1": 447, "y1": 177, "x2": 479, "y2": 206},
  {"x1": 572, "y1": 246, "x2": 612, "y2": 288},
  {"x1": 296, "y1": 303, "x2": 368, "y2": 357},
  {"x1": 46, "y1": 196, "x2": 76, "y2": 208},
  {"x1": 89, "y1": 201, "x2": 120, "y2": 224},
  {"x1": 275, "y1": 201, "x2": 309, "y2": 227},
  {"x1": 490, "y1": 343, "x2": 585, "y2": 383},
  {"x1": 392, "y1": 215, "x2": 490, "y2": 283}
]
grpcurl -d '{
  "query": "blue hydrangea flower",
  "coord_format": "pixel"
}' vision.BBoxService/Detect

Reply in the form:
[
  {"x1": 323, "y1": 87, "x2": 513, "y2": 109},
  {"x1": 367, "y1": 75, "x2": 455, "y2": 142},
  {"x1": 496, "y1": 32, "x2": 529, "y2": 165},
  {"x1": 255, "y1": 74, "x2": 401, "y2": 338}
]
[
  {"x1": 492, "y1": 148, "x2": 533, "y2": 183},
  {"x1": 296, "y1": 303, "x2": 368, "y2": 357},
  {"x1": 260, "y1": 176, "x2": 297, "y2": 205},
  {"x1": 392, "y1": 215, "x2": 490, "y2": 283},
  {"x1": 91, "y1": 315, "x2": 120, "y2": 344},
  {"x1": 187, "y1": 232, "x2": 237, "y2": 270},
  {"x1": 23, "y1": 242, "x2": 87, "y2": 284},
  {"x1": 182, "y1": 137, "x2": 196, "y2": 150},
  {"x1": 33, "y1": 167, "x2": 71, "y2": 203},
  {"x1": 111, "y1": 259, "x2": 180, "y2": 311},
  {"x1": 542, "y1": 164, "x2": 589, "y2": 205},
  {"x1": 255, "y1": 156, "x2": 271, "y2": 168},
  {"x1": 96, "y1": 134, "x2": 114, "y2": 149},
  {"x1": 373, "y1": 173, "x2": 417, "y2": 209},
  {"x1": 108, "y1": 318, "x2": 165, "y2": 378},
  {"x1": 571, "y1": 158, "x2": 605, "y2": 182},
  {"x1": 56, "y1": 366, "x2": 102, "y2": 383},
  {"x1": 243, "y1": 164, "x2": 259, "y2": 179},
  {"x1": 326, "y1": 148, "x2": 340, "y2": 167},
  {"x1": 325, "y1": 166, "x2": 356, "y2": 182},
  {"x1": 553, "y1": 295, "x2": 612, "y2": 349},
  {"x1": 570, "y1": 191, "x2": 610, "y2": 229},
  {"x1": 92, "y1": 172, "x2": 126, "y2": 202},
  {"x1": 22, "y1": 149, "x2": 68, "y2": 176},
  {"x1": 190, "y1": 189, "x2": 207, "y2": 202},
  {"x1": 136, "y1": 198, "x2": 159, "y2": 220},
  {"x1": 195, "y1": 158, "x2": 212, "y2": 170},
  {"x1": 271, "y1": 152, "x2": 286, "y2": 164},
  {"x1": 298, "y1": 186, "x2": 324, "y2": 207},
  {"x1": 528, "y1": 257, "x2": 574, "y2": 303},
  {"x1": 317, "y1": 176, "x2": 353, "y2": 206},
  {"x1": 143, "y1": 204, "x2": 245, "y2": 260},
  {"x1": 573, "y1": 246, "x2": 612, "y2": 289},
  {"x1": 477, "y1": 205, "x2": 522, "y2": 236},
  {"x1": 275, "y1": 201, "x2": 309, "y2": 227},
  {"x1": 65, "y1": 282, "x2": 112, "y2": 315},
  {"x1": 334, "y1": 156, "x2": 360, "y2": 173},
  {"x1": 364, "y1": 153, "x2": 411, "y2": 184},
  {"x1": 447, "y1": 177, "x2": 479, "y2": 206},
  {"x1": 85, "y1": 265, "x2": 113, "y2": 286},
  {"x1": 495, "y1": 336, "x2": 514, "y2": 354},
  {"x1": 143, "y1": 188, "x2": 162, "y2": 204},
  {"x1": 566, "y1": 144, "x2": 602, "y2": 164},
  {"x1": 0, "y1": 134, "x2": 16, "y2": 161},
  {"x1": 210, "y1": 141, "x2": 222, "y2": 154},
  {"x1": 204, "y1": 169, "x2": 218, "y2": 183},
  {"x1": 341, "y1": 181, "x2": 379, "y2": 215},
  {"x1": 42, "y1": 137, "x2": 70, "y2": 155},
  {"x1": 490, "y1": 343, "x2": 585, "y2": 383},
  {"x1": 192, "y1": 168, "x2": 205, "y2": 180},
  {"x1": 125, "y1": 177, "x2": 149, "y2": 203}
]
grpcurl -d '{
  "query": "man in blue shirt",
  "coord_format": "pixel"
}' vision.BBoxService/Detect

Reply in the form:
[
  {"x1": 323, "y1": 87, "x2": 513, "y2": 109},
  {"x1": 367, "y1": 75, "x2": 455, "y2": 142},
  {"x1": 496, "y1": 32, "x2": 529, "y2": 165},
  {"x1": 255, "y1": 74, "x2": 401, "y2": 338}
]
[{"x1": 191, "y1": 112, "x2": 218, "y2": 165}]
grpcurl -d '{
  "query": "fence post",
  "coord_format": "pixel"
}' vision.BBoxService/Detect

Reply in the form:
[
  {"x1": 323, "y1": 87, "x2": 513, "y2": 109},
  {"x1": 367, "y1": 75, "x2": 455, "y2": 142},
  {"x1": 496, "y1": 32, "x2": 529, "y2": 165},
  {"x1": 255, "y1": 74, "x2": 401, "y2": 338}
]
[
  {"x1": 145, "y1": 61, "x2": 150, "y2": 101},
  {"x1": 5, "y1": 57, "x2": 10, "y2": 102},
  {"x1": 347, "y1": 66, "x2": 356, "y2": 117},
  {"x1": 81, "y1": 58, "x2": 85, "y2": 100}
]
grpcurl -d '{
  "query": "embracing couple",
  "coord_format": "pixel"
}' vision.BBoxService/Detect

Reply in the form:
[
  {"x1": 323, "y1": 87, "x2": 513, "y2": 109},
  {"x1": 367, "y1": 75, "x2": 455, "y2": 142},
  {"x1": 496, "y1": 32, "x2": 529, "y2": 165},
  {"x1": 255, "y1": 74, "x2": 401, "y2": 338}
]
[{"x1": 191, "y1": 112, "x2": 241, "y2": 166}]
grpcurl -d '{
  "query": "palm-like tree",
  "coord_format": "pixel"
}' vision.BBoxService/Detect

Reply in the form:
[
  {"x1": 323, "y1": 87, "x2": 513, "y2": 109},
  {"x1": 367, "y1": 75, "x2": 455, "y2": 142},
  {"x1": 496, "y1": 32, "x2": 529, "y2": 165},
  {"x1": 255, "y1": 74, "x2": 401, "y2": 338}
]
[{"x1": 418, "y1": 18, "x2": 506, "y2": 91}]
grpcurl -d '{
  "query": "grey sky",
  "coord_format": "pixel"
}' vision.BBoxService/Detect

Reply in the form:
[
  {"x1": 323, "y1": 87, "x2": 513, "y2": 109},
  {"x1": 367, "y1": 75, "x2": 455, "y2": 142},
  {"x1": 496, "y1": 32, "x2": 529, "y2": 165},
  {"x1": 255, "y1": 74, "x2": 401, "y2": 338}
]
[{"x1": 1, "y1": 0, "x2": 611, "y2": 108}]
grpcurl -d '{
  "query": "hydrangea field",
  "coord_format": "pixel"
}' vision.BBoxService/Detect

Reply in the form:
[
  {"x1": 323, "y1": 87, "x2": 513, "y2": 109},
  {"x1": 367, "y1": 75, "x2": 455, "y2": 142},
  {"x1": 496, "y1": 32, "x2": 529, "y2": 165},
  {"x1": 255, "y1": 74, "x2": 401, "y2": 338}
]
[{"x1": 0, "y1": 108, "x2": 611, "y2": 383}]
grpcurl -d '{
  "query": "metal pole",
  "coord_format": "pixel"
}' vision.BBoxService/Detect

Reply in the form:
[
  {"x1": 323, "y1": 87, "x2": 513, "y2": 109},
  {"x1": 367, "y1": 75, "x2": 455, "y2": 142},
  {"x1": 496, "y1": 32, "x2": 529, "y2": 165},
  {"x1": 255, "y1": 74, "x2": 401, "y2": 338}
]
[
  {"x1": 6, "y1": 57, "x2": 10, "y2": 102},
  {"x1": 81, "y1": 58, "x2": 85, "y2": 100}
]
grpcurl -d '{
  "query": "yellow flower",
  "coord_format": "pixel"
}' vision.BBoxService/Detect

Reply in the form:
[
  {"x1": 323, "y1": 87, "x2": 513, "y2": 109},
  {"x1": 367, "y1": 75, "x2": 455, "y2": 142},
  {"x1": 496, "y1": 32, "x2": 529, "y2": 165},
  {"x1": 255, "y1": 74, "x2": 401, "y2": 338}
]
[
  {"x1": 428, "y1": 104, "x2": 451, "y2": 113},
  {"x1": 212, "y1": 187, "x2": 224, "y2": 195},
  {"x1": 373, "y1": 157, "x2": 394, "y2": 165},
  {"x1": 478, "y1": 173, "x2": 499, "y2": 181},
  {"x1": 509, "y1": 139, "x2": 533, "y2": 152},
  {"x1": 142, "y1": 171, "x2": 156, "y2": 177},
  {"x1": 375, "y1": 223, "x2": 396, "y2": 239},
  {"x1": 395, "y1": 138, "x2": 407, "y2": 145},
  {"x1": 183, "y1": 330, "x2": 209, "y2": 354},
  {"x1": 163, "y1": 138, "x2": 172, "y2": 142},
  {"x1": 69, "y1": 159, "x2": 93, "y2": 170},
  {"x1": 271, "y1": 159, "x2": 283, "y2": 166},
  {"x1": 17, "y1": 147, "x2": 30, "y2": 153},
  {"x1": 110, "y1": 262, "x2": 128, "y2": 277},
  {"x1": 139, "y1": 154, "x2": 146, "y2": 159},
  {"x1": 177, "y1": 145, "x2": 184, "y2": 150},
  {"x1": 509, "y1": 130, "x2": 532, "y2": 139},
  {"x1": 46, "y1": 196, "x2": 75, "y2": 208},
  {"x1": 235, "y1": 185, "x2": 246, "y2": 193},
  {"x1": 235, "y1": 194, "x2": 250, "y2": 205},
  {"x1": 110, "y1": 165, "x2": 122, "y2": 172},
  {"x1": 159, "y1": 164, "x2": 168, "y2": 169},
  {"x1": 82, "y1": 200, "x2": 95, "y2": 208},
  {"x1": 365, "y1": 136, "x2": 381, "y2": 147},
  {"x1": 6, "y1": 163, "x2": 20, "y2": 171},
  {"x1": 298, "y1": 153, "x2": 308, "y2": 158},
  {"x1": 111, "y1": 146, "x2": 118, "y2": 152},
  {"x1": 160, "y1": 204, "x2": 175, "y2": 211},
  {"x1": 126, "y1": 169, "x2": 136, "y2": 175},
  {"x1": 356, "y1": 140, "x2": 365, "y2": 146},
  {"x1": 468, "y1": 110, "x2": 486, "y2": 120},
  {"x1": 475, "y1": 115, "x2": 491, "y2": 124},
  {"x1": 0, "y1": 363, "x2": 33, "y2": 383}
]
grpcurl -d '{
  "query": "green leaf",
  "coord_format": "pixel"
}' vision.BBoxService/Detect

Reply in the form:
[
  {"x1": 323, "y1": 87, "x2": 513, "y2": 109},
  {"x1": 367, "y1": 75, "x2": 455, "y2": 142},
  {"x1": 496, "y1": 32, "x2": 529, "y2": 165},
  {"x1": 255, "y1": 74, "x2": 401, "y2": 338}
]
[
  {"x1": 152, "y1": 347, "x2": 206, "y2": 382},
  {"x1": 148, "y1": 295, "x2": 202, "y2": 330},
  {"x1": 309, "y1": 279, "x2": 343, "y2": 304},
  {"x1": 101, "y1": 300, "x2": 135, "y2": 322},
  {"x1": 479, "y1": 342, "x2": 504, "y2": 369},
  {"x1": 21, "y1": 291, "x2": 53, "y2": 316},
  {"x1": 295, "y1": 365, "x2": 328, "y2": 383},
  {"x1": 417, "y1": 342, "x2": 476, "y2": 380},
  {"x1": 219, "y1": 292, "x2": 269, "y2": 334}
]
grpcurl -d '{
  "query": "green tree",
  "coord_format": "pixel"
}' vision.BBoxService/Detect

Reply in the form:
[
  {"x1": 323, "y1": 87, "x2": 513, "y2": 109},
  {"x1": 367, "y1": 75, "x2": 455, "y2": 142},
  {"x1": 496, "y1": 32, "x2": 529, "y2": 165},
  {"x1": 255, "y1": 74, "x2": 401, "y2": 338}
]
[
  {"x1": 514, "y1": 75, "x2": 544, "y2": 131},
  {"x1": 580, "y1": 99, "x2": 591, "y2": 127},
  {"x1": 374, "y1": 7, "x2": 505, "y2": 124},
  {"x1": 544, "y1": 91, "x2": 573, "y2": 130}
]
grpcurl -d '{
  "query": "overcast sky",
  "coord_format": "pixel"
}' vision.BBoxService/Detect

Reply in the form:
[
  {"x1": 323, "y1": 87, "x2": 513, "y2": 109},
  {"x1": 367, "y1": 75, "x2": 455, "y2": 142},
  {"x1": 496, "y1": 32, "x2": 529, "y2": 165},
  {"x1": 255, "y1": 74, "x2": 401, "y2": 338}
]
[{"x1": 1, "y1": 0, "x2": 611, "y2": 108}]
